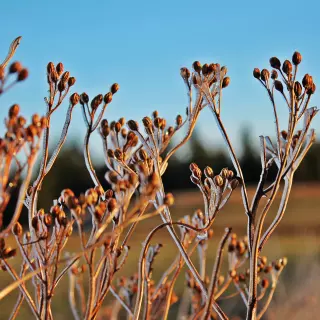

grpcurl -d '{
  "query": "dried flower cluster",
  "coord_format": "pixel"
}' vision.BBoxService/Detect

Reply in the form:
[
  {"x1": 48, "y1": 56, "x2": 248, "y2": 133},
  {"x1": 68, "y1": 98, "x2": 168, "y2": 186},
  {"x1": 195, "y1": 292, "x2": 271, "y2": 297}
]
[{"x1": 0, "y1": 37, "x2": 317, "y2": 320}]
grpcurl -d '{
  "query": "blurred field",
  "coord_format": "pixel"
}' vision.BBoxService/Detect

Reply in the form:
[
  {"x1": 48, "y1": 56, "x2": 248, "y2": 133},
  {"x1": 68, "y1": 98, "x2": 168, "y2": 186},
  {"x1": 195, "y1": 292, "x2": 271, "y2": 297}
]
[{"x1": 0, "y1": 183, "x2": 319, "y2": 319}]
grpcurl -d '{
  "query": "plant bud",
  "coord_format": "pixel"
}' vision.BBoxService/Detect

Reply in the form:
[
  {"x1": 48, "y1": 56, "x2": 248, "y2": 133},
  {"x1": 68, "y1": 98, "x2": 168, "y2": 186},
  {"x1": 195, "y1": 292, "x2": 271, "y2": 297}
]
[
  {"x1": 302, "y1": 74, "x2": 313, "y2": 89},
  {"x1": 9, "y1": 61, "x2": 22, "y2": 73},
  {"x1": 9, "y1": 104, "x2": 20, "y2": 118},
  {"x1": 56, "y1": 62, "x2": 64, "y2": 76},
  {"x1": 274, "y1": 80, "x2": 283, "y2": 93},
  {"x1": 127, "y1": 120, "x2": 139, "y2": 131},
  {"x1": 260, "y1": 69, "x2": 269, "y2": 82},
  {"x1": 282, "y1": 60, "x2": 292, "y2": 75},
  {"x1": 164, "y1": 193, "x2": 174, "y2": 206},
  {"x1": 13, "y1": 222, "x2": 23, "y2": 237},
  {"x1": 294, "y1": 81, "x2": 302, "y2": 97},
  {"x1": 222, "y1": 77, "x2": 230, "y2": 88},
  {"x1": 269, "y1": 57, "x2": 281, "y2": 69},
  {"x1": 292, "y1": 51, "x2": 302, "y2": 65},
  {"x1": 253, "y1": 68, "x2": 260, "y2": 79},
  {"x1": 271, "y1": 70, "x2": 278, "y2": 80},
  {"x1": 70, "y1": 93, "x2": 80, "y2": 105},
  {"x1": 17, "y1": 68, "x2": 28, "y2": 81},
  {"x1": 192, "y1": 61, "x2": 202, "y2": 73}
]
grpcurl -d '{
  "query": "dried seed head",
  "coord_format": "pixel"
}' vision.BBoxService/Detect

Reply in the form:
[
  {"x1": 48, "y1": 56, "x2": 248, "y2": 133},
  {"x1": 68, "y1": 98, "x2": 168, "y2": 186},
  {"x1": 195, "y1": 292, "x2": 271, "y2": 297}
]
[
  {"x1": 110, "y1": 83, "x2": 120, "y2": 94},
  {"x1": 68, "y1": 77, "x2": 76, "y2": 87},
  {"x1": 44, "y1": 214, "x2": 53, "y2": 227},
  {"x1": 31, "y1": 216, "x2": 39, "y2": 231},
  {"x1": 281, "y1": 130, "x2": 288, "y2": 140},
  {"x1": 58, "y1": 80, "x2": 66, "y2": 92},
  {"x1": 189, "y1": 163, "x2": 202, "y2": 179},
  {"x1": 269, "y1": 57, "x2": 281, "y2": 70},
  {"x1": 70, "y1": 93, "x2": 80, "y2": 105},
  {"x1": 127, "y1": 120, "x2": 139, "y2": 131},
  {"x1": 192, "y1": 61, "x2": 202, "y2": 73},
  {"x1": 261, "y1": 279, "x2": 269, "y2": 288},
  {"x1": 180, "y1": 67, "x2": 190, "y2": 80},
  {"x1": 142, "y1": 116, "x2": 153, "y2": 130},
  {"x1": 17, "y1": 68, "x2": 28, "y2": 81},
  {"x1": 107, "y1": 198, "x2": 117, "y2": 212},
  {"x1": 9, "y1": 61, "x2": 22, "y2": 73},
  {"x1": 253, "y1": 68, "x2": 261, "y2": 79},
  {"x1": 91, "y1": 94, "x2": 103, "y2": 109},
  {"x1": 202, "y1": 63, "x2": 209, "y2": 76},
  {"x1": 80, "y1": 92, "x2": 89, "y2": 104},
  {"x1": 222, "y1": 77, "x2": 230, "y2": 88},
  {"x1": 302, "y1": 74, "x2": 313, "y2": 89},
  {"x1": 271, "y1": 70, "x2": 278, "y2": 80},
  {"x1": 292, "y1": 51, "x2": 302, "y2": 65},
  {"x1": 307, "y1": 83, "x2": 316, "y2": 95},
  {"x1": 164, "y1": 193, "x2": 174, "y2": 206},
  {"x1": 47, "y1": 62, "x2": 55, "y2": 74},
  {"x1": 176, "y1": 114, "x2": 183, "y2": 127},
  {"x1": 204, "y1": 166, "x2": 214, "y2": 178},
  {"x1": 114, "y1": 122, "x2": 121, "y2": 133},
  {"x1": 294, "y1": 81, "x2": 302, "y2": 97},
  {"x1": 274, "y1": 80, "x2": 284, "y2": 93},
  {"x1": 9, "y1": 104, "x2": 20, "y2": 118},
  {"x1": 214, "y1": 175, "x2": 224, "y2": 187},
  {"x1": 282, "y1": 60, "x2": 292, "y2": 75},
  {"x1": 260, "y1": 69, "x2": 270, "y2": 82},
  {"x1": 56, "y1": 62, "x2": 64, "y2": 76},
  {"x1": 13, "y1": 222, "x2": 23, "y2": 237}
]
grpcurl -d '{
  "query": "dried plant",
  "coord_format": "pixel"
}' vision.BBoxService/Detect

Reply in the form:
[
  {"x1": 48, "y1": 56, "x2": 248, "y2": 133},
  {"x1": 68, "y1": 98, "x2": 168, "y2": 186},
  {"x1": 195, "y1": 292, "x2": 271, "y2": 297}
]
[{"x1": 0, "y1": 37, "x2": 317, "y2": 320}]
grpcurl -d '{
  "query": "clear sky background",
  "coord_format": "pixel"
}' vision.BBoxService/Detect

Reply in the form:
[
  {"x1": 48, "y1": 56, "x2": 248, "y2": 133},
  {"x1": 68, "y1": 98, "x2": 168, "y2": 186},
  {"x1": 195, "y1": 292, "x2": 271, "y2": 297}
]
[{"x1": 1, "y1": 0, "x2": 319, "y2": 159}]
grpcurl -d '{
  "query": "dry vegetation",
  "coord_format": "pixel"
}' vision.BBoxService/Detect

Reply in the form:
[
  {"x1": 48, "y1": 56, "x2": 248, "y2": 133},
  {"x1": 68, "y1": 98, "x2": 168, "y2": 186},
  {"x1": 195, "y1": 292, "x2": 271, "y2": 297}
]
[{"x1": 0, "y1": 37, "x2": 318, "y2": 320}]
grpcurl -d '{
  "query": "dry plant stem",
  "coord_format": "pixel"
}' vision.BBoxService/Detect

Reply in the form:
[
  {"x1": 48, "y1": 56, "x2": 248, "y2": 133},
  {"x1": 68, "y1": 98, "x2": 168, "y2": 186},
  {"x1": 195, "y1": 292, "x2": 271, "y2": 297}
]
[
  {"x1": 0, "y1": 36, "x2": 22, "y2": 68},
  {"x1": 110, "y1": 286, "x2": 133, "y2": 317},
  {"x1": 133, "y1": 221, "x2": 228, "y2": 320},
  {"x1": 202, "y1": 228, "x2": 231, "y2": 320},
  {"x1": 2, "y1": 259, "x2": 40, "y2": 319}
]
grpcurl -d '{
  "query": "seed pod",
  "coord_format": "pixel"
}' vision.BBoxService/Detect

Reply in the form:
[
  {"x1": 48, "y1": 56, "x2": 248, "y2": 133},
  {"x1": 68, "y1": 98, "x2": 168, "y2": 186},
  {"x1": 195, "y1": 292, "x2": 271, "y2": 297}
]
[
  {"x1": 80, "y1": 92, "x2": 89, "y2": 104},
  {"x1": 189, "y1": 163, "x2": 201, "y2": 179},
  {"x1": 294, "y1": 81, "x2": 302, "y2": 97},
  {"x1": 192, "y1": 61, "x2": 202, "y2": 73},
  {"x1": 180, "y1": 67, "x2": 190, "y2": 79},
  {"x1": 58, "y1": 80, "x2": 66, "y2": 92},
  {"x1": 222, "y1": 77, "x2": 230, "y2": 88},
  {"x1": 261, "y1": 279, "x2": 269, "y2": 288},
  {"x1": 44, "y1": 214, "x2": 53, "y2": 227},
  {"x1": 302, "y1": 74, "x2": 313, "y2": 89},
  {"x1": 13, "y1": 222, "x2": 23, "y2": 237},
  {"x1": 107, "y1": 198, "x2": 117, "y2": 212},
  {"x1": 214, "y1": 175, "x2": 224, "y2": 187},
  {"x1": 17, "y1": 68, "x2": 28, "y2": 81},
  {"x1": 282, "y1": 60, "x2": 292, "y2": 75},
  {"x1": 176, "y1": 114, "x2": 183, "y2": 126},
  {"x1": 204, "y1": 166, "x2": 214, "y2": 178},
  {"x1": 31, "y1": 216, "x2": 39, "y2": 231},
  {"x1": 47, "y1": 62, "x2": 55, "y2": 74},
  {"x1": 139, "y1": 149, "x2": 148, "y2": 161},
  {"x1": 164, "y1": 193, "x2": 174, "y2": 206},
  {"x1": 110, "y1": 83, "x2": 119, "y2": 94},
  {"x1": 271, "y1": 70, "x2": 278, "y2": 80},
  {"x1": 9, "y1": 61, "x2": 22, "y2": 73},
  {"x1": 202, "y1": 63, "x2": 209, "y2": 76},
  {"x1": 70, "y1": 93, "x2": 80, "y2": 105},
  {"x1": 142, "y1": 116, "x2": 153, "y2": 130},
  {"x1": 68, "y1": 77, "x2": 76, "y2": 87},
  {"x1": 281, "y1": 130, "x2": 288, "y2": 140},
  {"x1": 9, "y1": 104, "x2": 20, "y2": 118},
  {"x1": 269, "y1": 57, "x2": 281, "y2": 69},
  {"x1": 50, "y1": 205, "x2": 61, "y2": 216},
  {"x1": 292, "y1": 51, "x2": 302, "y2": 65},
  {"x1": 114, "y1": 122, "x2": 121, "y2": 133},
  {"x1": 253, "y1": 68, "x2": 261, "y2": 79},
  {"x1": 274, "y1": 80, "x2": 284, "y2": 93},
  {"x1": 56, "y1": 62, "x2": 64, "y2": 76},
  {"x1": 307, "y1": 83, "x2": 316, "y2": 95},
  {"x1": 127, "y1": 120, "x2": 139, "y2": 131},
  {"x1": 114, "y1": 148, "x2": 123, "y2": 160},
  {"x1": 260, "y1": 69, "x2": 269, "y2": 82}
]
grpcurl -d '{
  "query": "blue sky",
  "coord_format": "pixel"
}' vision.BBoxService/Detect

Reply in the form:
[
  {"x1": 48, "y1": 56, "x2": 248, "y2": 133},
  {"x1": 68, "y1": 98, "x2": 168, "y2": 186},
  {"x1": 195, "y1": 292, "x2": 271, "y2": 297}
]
[{"x1": 1, "y1": 0, "x2": 319, "y2": 158}]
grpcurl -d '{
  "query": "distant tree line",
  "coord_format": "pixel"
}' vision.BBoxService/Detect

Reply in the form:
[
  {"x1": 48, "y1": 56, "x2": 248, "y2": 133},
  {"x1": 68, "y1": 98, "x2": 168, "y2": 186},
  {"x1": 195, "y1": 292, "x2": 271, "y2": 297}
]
[{"x1": 3, "y1": 129, "x2": 320, "y2": 226}]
